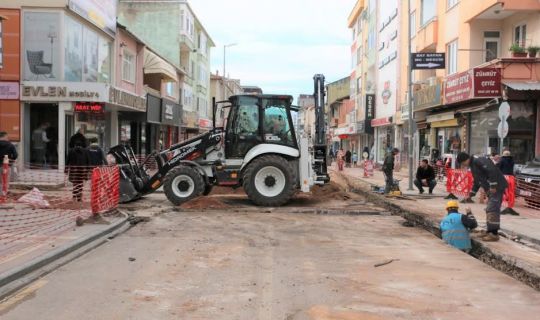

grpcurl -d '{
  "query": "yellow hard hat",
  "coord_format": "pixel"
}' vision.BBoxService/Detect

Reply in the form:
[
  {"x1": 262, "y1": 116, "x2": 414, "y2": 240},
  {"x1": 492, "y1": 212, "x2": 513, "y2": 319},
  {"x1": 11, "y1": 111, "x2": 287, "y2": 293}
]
[{"x1": 446, "y1": 200, "x2": 459, "y2": 210}]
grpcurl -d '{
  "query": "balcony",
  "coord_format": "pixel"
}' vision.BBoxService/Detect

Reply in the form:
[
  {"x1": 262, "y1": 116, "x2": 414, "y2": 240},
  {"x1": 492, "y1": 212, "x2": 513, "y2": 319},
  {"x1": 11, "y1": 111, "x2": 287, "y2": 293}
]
[
  {"x1": 462, "y1": 0, "x2": 540, "y2": 22},
  {"x1": 416, "y1": 18, "x2": 438, "y2": 52},
  {"x1": 179, "y1": 34, "x2": 195, "y2": 51}
]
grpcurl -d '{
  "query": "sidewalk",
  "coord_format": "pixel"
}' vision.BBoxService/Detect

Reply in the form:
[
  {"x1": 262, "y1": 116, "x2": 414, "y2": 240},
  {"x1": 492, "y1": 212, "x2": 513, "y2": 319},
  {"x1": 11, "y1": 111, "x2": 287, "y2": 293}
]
[
  {"x1": 336, "y1": 164, "x2": 540, "y2": 244},
  {"x1": 331, "y1": 164, "x2": 540, "y2": 290},
  {"x1": 0, "y1": 192, "x2": 128, "y2": 299}
]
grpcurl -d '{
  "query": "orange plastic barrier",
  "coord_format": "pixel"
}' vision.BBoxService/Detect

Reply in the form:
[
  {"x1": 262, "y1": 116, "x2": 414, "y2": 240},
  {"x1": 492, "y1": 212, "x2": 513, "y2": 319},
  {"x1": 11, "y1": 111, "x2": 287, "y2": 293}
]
[
  {"x1": 364, "y1": 160, "x2": 374, "y2": 177},
  {"x1": 503, "y1": 175, "x2": 515, "y2": 209},
  {"x1": 446, "y1": 168, "x2": 473, "y2": 199},
  {"x1": 90, "y1": 166, "x2": 120, "y2": 215}
]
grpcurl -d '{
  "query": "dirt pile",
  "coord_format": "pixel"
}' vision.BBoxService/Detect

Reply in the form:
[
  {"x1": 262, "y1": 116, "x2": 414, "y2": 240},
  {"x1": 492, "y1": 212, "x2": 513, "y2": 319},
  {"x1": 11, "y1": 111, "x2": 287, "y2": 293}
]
[
  {"x1": 308, "y1": 182, "x2": 353, "y2": 201},
  {"x1": 209, "y1": 186, "x2": 246, "y2": 195},
  {"x1": 180, "y1": 196, "x2": 231, "y2": 210}
]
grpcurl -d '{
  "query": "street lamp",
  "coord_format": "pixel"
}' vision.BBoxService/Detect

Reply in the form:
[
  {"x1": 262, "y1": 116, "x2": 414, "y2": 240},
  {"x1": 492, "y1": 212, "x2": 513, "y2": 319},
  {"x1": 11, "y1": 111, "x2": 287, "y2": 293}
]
[{"x1": 223, "y1": 43, "x2": 237, "y2": 78}]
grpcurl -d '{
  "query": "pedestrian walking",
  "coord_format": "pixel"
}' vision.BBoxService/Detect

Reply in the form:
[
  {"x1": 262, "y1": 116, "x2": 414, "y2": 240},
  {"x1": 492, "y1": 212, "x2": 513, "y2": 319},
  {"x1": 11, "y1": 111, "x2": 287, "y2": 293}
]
[
  {"x1": 382, "y1": 148, "x2": 399, "y2": 194},
  {"x1": 32, "y1": 123, "x2": 50, "y2": 166},
  {"x1": 352, "y1": 151, "x2": 358, "y2": 167},
  {"x1": 457, "y1": 152, "x2": 508, "y2": 242},
  {"x1": 498, "y1": 150, "x2": 515, "y2": 175},
  {"x1": 66, "y1": 142, "x2": 91, "y2": 202},
  {"x1": 69, "y1": 127, "x2": 88, "y2": 150},
  {"x1": 337, "y1": 148, "x2": 345, "y2": 171},
  {"x1": 87, "y1": 137, "x2": 106, "y2": 167},
  {"x1": 345, "y1": 150, "x2": 352, "y2": 168},
  {"x1": 414, "y1": 159, "x2": 437, "y2": 194},
  {"x1": 440, "y1": 201, "x2": 478, "y2": 251},
  {"x1": 0, "y1": 132, "x2": 18, "y2": 188}
]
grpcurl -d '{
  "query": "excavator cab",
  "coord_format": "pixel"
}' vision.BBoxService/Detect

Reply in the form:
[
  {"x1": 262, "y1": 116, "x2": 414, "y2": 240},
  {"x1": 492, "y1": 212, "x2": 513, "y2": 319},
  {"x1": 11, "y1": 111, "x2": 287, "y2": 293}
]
[{"x1": 224, "y1": 95, "x2": 297, "y2": 159}]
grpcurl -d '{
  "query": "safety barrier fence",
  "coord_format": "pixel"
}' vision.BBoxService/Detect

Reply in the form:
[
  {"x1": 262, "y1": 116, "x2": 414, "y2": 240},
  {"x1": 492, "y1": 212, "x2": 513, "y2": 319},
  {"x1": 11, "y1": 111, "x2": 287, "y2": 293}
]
[
  {"x1": 445, "y1": 169, "x2": 473, "y2": 200},
  {"x1": 516, "y1": 175, "x2": 540, "y2": 211},
  {"x1": 0, "y1": 163, "x2": 120, "y2": 261}
]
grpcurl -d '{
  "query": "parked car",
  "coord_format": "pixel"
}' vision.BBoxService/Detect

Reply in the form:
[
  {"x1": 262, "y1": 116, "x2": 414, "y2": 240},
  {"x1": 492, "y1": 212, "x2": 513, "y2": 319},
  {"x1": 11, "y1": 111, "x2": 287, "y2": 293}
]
[{"x1": 516, "y1": 157, "x2": 540, "y2": 208}]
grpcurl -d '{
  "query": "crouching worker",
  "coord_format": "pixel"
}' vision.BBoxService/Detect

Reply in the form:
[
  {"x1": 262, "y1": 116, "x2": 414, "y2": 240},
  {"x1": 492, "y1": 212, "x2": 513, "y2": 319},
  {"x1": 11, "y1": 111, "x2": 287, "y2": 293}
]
[{"x1": 440, "y1": 201, "x2": 478, "y2": 251}]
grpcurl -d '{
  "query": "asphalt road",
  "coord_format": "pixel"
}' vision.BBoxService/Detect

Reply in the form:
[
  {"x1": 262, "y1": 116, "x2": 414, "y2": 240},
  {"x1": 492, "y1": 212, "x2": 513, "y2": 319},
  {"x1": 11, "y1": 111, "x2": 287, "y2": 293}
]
[{"x1": 1, "y1": 207, "x2": 540, "y2": 320}]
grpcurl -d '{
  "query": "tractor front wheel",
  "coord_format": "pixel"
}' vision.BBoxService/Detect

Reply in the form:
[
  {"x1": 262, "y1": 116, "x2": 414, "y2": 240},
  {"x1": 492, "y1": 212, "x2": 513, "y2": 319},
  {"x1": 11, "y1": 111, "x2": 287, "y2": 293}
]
[
  {"x1": 163, "y1": 166, "x2": 204, "y2": 205},
  {"x1": 243, "y1": 155, "x2": 296, "y2": 207}
]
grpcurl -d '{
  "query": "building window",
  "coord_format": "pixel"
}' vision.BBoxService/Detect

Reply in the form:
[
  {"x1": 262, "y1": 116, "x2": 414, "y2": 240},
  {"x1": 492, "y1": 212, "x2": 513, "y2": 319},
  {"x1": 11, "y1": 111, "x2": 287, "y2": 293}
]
[
  {"x1": 447, "y1": 0, "x2": 458, "y2": 9},
  {"x1": 357, "y1": 46, "x2": 362, "y2": 66},
  {"x1": 421, "y1": 0, "x2": 436, "y2": 26},
  {"x1": 122, "y1": 49, "x2": 136, "y2": 83},
  {"x1": 484, "y1": 31, "x2": 500, "y2": 62},
  {"x1": 447, "y1": 40, "x2": 458, "y2": 75},
  {"x1": 0, "y1": 18, "x2": 3, "y2": 69},
  {"x1": 165, "y1": 82, "x2": 175, "y2": 97},
  {"x1": 356, "y1": 77, "x2": 362, "y2": 95},
  {"x1": 410, "y1": 11, "x2": 416, "y2": 38},
  {"x1": 514, "y1": 24, "x2": 526, "y2": 47}
]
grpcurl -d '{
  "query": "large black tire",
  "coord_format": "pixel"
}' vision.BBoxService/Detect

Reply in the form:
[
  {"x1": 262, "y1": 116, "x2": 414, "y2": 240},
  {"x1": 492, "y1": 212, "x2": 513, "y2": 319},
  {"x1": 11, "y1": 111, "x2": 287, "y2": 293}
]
[
  {"x1": 242, "y1": 155, "x2": 296, "y2": 207},
  {"x1": 163, "y1": 166, "x2": 204, "y2": 205}
]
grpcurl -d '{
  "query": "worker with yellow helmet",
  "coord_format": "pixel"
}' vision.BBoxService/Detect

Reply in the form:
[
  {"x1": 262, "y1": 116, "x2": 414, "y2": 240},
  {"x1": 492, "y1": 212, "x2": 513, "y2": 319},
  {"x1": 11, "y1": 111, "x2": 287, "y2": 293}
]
[{"x1": 440, "y1": 201, "x2": 478, "y2": 251}]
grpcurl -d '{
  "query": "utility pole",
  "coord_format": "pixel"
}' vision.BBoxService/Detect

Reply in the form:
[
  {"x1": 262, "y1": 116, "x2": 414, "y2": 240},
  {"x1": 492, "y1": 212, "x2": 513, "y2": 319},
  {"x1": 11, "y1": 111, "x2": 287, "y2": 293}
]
[
  {"x1": 407, "y1": 0, "x2": 414, "y2": 190},
  {"x1": 223, "y1": 43, "x2": 237, "y2": 79}
]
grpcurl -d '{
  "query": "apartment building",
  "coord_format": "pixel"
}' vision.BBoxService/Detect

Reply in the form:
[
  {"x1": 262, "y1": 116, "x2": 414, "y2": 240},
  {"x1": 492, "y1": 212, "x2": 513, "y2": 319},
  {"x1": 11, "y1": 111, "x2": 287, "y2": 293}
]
[
  {"x1": 119, "y1": 0, "x2": 214, "y2": 139},
  {"x1": 327, "y1": 76, "x2": 353, "y2": 153},
  {"x1": 404, "y1": 0, "x2": 540, "y2": 165},
  {"x1": 297, "y1": 94, "x2": 315, "y2": 138}
]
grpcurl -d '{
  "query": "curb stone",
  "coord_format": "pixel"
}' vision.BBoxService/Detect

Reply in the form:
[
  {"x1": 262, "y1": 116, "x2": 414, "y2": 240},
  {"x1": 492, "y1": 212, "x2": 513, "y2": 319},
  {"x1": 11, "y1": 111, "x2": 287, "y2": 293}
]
[{"x1": 0, "y1": 211, "x2": 131, "y2": 300}]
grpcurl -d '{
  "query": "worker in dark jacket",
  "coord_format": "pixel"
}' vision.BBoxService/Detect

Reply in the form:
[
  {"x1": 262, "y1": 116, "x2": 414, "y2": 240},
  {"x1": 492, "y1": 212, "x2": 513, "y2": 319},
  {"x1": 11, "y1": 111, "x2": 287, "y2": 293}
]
[
  {"x1": 0, "y1": 132, "x2": 17, "y2": 161},
  {"x1": 69, "y1": 128, "x2": 88, "y2": 149},
  {"x1": 66, "y1": 142, "x2": 91, "y2": 202},
  {"x1": 382, "y1": 148, "x2": 399, "y2": 194},
  {"x1": 87, "y1": 137, "x2": 106, "y2": 167},
  {"x1": 414, "y1": 159, "x2": 437, "y2": 194},
  {"x1": 440, "y1": 200, "x2": 478, "y2": 251},
  {"x1": 497, "y1": 150, "x2": 515, "y2": 176},
  {"x1": 457, "y1": 152, "x2": 508, "y2": 242}
]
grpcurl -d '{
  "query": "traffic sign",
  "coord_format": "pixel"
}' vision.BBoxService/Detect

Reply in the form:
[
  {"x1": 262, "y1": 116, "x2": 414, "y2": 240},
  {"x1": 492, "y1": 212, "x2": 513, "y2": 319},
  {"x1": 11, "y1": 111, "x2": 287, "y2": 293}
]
[
  {"x1": 498, "y1": 101, "x2": 510, "y2": 121},
  {"x1": 411, "y1": 53, "x2": 446, "y2": 70},
  {"x1": 498, "y1": 121, "x2": 509, "y2": 139}
]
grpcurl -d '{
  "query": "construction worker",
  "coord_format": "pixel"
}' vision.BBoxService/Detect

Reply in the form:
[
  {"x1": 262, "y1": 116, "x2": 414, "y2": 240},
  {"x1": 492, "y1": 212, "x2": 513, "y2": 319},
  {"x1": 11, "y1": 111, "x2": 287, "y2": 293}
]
[
  {"x1": 382, "y1": 148, "x2": 399, "y2": 194},
  {"x1": 440, "y1": 201, "x2": 478, "y2": 251},
  {"x1": 457, "y1": 152, "x2": 508, "y2": 242}
]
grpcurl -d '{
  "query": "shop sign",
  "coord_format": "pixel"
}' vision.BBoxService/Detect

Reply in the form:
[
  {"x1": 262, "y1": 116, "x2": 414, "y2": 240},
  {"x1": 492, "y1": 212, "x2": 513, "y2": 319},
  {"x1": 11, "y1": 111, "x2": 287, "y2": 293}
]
[
  {"x1": 365, "y1": 94, "x2": 375, "y2": 121},
  {"x1": 371, "y1": 117, "x2": 392, "y2": 127},
  {"x1": 147, "y1": 94, "x2": 161, "y2": 124},
  {"x1": 161, "y1": 98, "x2": 181, "y2": 127},
  {"x1": 199, "y1": 118, "x2": 213, "y2": 129},
  {"x1": 413, "y1": 82, "x2": 442, "y2": 111},
  {"x1": 109, "y1": 87, "x2": 146, "y2": 112},
  {"x1": 0, "y1": 82, "x2": 19, "y2": 100},
  {"x1": 74, "y1": 102, "x2": 104, "y2": 113},
  {"x1": 20, "y1": 81, "x2": 108, "y2": 102},
  {"x1": 444, "y1": 71, "x2": 472, "y2": 104},
  {"x1": 473, "y1": 68, "x2": 501, "y2": 97},
  {"x1": 68, "y1": 0, "x2": 117, "y2": 36}
]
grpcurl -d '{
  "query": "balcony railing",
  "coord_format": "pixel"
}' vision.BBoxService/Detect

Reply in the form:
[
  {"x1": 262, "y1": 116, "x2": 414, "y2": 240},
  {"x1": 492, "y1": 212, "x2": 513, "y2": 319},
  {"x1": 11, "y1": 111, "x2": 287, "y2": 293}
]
[{"x1": 416, "y1": 18, "x2": 438, "y2": 52}]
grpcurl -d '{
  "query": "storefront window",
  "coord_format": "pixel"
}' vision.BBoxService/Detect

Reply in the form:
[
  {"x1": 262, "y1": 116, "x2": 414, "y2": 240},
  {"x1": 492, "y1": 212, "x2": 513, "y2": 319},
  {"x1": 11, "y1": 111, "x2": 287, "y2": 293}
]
[
  {"x1": 437, "y1": 127, "x2": 461, "y2": 155},
  {"x1": 75, "y1": 112, "x2": 106, "y2": 148},
  {"x1": 64, "y1": 14, "x2": 112, "y2": 83},
  {"x1": 23, "y1": 11, "x2": 61, "y2": 81},
  {"x1": 470, "y1": 102, "x2": 535, "y2": 164},
  {"x1": 376, "y1": 126, "x2": 395, "y2": 162}
]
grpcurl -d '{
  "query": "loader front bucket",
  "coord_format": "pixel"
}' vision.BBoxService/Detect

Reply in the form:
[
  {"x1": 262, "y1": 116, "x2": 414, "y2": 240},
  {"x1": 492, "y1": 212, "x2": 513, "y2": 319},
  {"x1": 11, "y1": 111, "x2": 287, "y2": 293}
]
[{"x1": 108, "y1": 145, "x2": 147, "y2": 203}]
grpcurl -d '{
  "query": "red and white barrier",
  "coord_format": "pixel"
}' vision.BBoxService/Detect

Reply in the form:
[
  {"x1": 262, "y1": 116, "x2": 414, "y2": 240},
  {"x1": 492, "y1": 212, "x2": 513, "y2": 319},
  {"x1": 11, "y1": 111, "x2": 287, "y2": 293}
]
[
  {"x1": 90, "y1": 166, "x2": 120, "y2": 215},
  {"x1": 445, "y1": 168, "x2": 473, "y2": 199},
  {"x1": 364, "y1": 160, "x2": 374, "y2": 177}
]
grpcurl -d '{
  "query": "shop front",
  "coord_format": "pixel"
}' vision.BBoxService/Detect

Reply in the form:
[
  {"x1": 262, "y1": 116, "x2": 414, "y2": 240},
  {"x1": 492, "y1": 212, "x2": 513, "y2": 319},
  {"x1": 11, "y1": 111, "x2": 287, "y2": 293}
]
[
  {"x1": 0, "y1": 82, "x2": 20, "y2": 142},
  {"x1": 160, "y1": 97, "x2": 182, "y2": 148},
  {"x1": 20, "y1": 81, "x2": 109, "y2": 168},
  {"x1": 371, "y1": 117, "x2": 394, "y2": 163},
  {"x1": 334, "y1": 123, "x2": 357, "y2": 152},
  {"x1": 110, "y1": 86, "x2": 147, "y2": 154},
  {"x1": 412, "y1": 79, "x2": 444, "y2": 162},
  {"x1": 182, "y1": 110, "x2": 199, "y2": 140}
]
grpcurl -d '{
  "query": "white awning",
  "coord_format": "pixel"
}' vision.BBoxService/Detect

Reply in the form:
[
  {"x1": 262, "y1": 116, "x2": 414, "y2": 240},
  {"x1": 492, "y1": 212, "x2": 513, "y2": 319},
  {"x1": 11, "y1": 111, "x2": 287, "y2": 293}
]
[
  {"x1": 503, "y1": 80, "x2": 540, "y2": 91},
  {"x1": 144, "y1": 50, "x2": 178, "y2": 82}
]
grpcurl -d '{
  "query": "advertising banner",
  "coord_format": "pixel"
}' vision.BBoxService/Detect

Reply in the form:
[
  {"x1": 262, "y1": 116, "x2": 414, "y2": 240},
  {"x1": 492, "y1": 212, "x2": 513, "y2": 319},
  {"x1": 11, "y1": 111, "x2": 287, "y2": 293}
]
[
  {"x1": 69, "y1": 0, "x2": 117, "y2": 36},
  {"x1": 444, "y1": 71, "x2": 472, "y2": 104}
]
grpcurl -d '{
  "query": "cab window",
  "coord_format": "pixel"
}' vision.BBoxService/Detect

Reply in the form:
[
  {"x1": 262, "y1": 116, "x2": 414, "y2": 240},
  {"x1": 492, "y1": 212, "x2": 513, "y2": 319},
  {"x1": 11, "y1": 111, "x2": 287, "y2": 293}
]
[{"x1": 262, "y1": 99, "x2": 294, "y2": 147}]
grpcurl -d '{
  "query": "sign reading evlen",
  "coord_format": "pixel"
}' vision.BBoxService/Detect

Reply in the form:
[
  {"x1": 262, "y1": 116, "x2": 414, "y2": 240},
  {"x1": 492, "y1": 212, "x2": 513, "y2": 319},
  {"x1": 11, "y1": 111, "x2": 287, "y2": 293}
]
[{"x1": 20, "y1": 82, "x2": 108, "y2": 102}]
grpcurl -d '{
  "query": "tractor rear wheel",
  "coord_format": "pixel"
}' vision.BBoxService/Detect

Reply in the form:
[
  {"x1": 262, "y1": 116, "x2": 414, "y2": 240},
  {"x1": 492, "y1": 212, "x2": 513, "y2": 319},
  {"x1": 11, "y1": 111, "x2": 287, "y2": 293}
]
[
  {"x1": 163, "y1": 166, "x2": 204, "y2": 205},
  {"x1": 243, "y1": 155, "x2": 296, "y2": 207}
]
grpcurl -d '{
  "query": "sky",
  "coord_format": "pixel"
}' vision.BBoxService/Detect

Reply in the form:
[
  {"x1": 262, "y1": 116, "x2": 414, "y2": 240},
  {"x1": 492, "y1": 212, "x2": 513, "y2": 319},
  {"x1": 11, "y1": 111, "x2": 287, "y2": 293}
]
[{"x1": 189, "y1": 0, "x2": 357, "y2": 102}]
